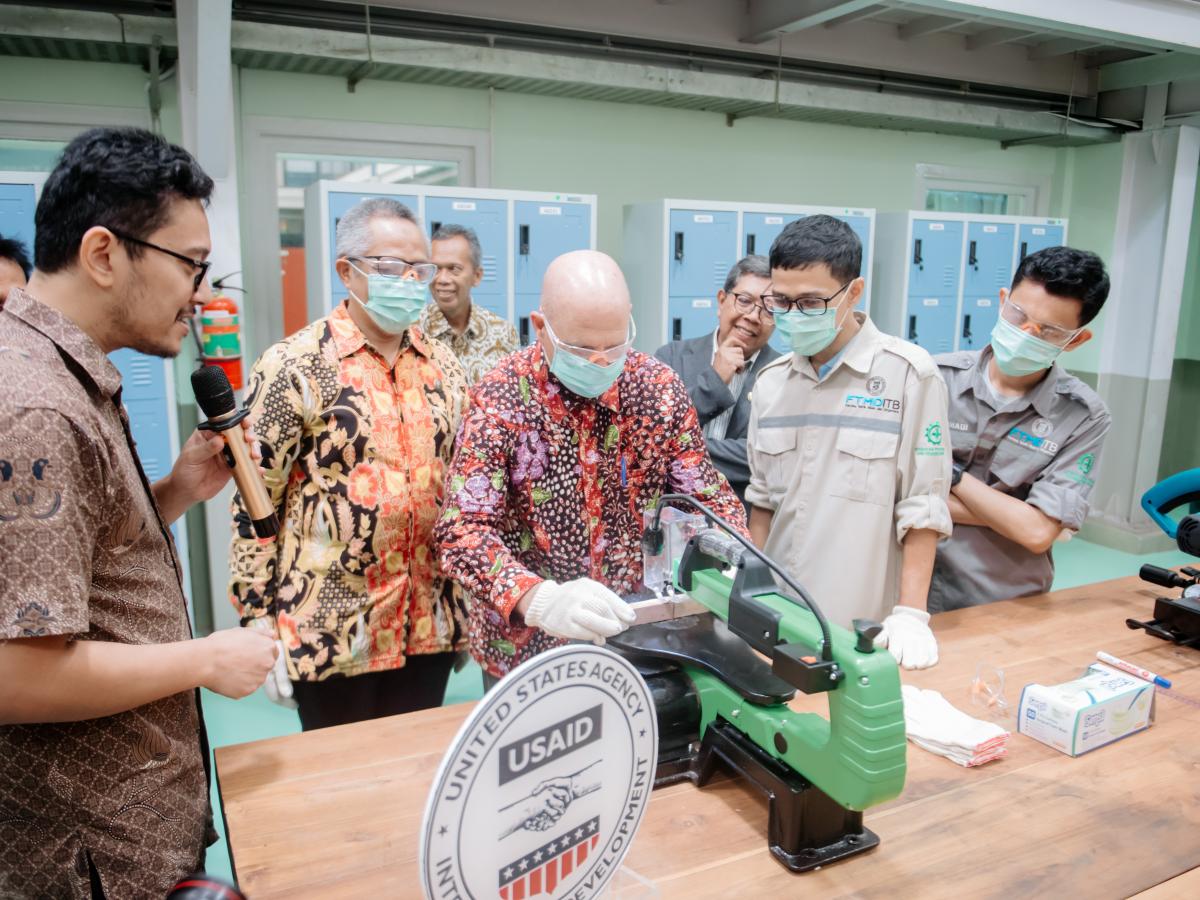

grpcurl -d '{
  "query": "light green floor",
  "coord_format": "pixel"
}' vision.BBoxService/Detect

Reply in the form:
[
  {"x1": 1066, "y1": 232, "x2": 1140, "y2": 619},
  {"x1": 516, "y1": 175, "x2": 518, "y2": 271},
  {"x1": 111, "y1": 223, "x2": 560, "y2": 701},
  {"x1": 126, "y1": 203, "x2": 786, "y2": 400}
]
[{"x1": 199, "y1": 538, "x2": 1195, "y2": 882}]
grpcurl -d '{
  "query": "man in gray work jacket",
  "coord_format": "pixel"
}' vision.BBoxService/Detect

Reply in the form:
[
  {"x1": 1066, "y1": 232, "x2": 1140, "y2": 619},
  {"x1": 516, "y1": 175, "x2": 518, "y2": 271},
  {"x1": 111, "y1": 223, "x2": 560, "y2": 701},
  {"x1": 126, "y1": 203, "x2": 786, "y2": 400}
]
[
  {"x1": 655, "y1": 255, "x2": 780, "y2": 503},
  {"x1": 929, "y1": 246, "x2": 1112, "y2": 612}
]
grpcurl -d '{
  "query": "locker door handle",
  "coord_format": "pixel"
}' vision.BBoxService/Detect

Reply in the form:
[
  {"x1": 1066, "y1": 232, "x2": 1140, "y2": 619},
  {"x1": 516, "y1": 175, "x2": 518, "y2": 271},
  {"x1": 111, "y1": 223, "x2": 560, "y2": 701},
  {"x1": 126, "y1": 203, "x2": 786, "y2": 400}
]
[
  {"x1": 431, "y1": 221, "x2": 442, "y2": 237},
  {"x1": 519, "y1": 225, "x2": 530, "y2": 256},
  {"x1": 674, "y1": 231, "x2": 685, "y2": 262},
  {"x1": 1019, "y1": 241, "x2": 1028, "y2": 261},
  {"x1": 968, "y1": 240, "x2": 978, "y2": 268},
  {"x1": 908, "y1": 315, "x2": 918, "y2": 342},
  {"x1": 745, "y1": 234, "x2": 756, "y2": 255},
  {"x1": 962, "y1": 314, "x2": 972, "y2": 341},
  {"x1": 519, "y1": 316, "x2": 531, "y2": 345},
  {"x1": 672, "y1": 317, "x2": 683, "y2": 342},
  {"x1": 913, "y1": 239, "x2": 923, "y2": 267}
]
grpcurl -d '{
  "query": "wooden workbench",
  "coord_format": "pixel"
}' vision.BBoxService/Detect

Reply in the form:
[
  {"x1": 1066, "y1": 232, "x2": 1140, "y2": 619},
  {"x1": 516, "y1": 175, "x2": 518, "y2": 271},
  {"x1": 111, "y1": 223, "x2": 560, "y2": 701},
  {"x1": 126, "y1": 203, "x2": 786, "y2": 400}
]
[{"x1": 216, "y1": 576, "x2": 1200, "y2": 899}]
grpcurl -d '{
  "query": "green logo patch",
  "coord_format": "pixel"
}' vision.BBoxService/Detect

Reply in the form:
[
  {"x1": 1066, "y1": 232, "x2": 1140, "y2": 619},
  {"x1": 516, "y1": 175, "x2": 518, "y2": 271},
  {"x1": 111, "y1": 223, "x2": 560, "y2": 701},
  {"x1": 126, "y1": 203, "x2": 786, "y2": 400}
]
[{"x1": 917, "y1": 421, "x2": 946, "y2": 456}]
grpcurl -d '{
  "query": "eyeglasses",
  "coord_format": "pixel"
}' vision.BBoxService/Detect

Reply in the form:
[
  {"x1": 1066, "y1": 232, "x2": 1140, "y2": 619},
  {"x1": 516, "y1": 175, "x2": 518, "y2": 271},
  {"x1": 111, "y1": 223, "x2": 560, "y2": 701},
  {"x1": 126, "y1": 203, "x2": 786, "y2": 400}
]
[
  {"x1": 1001, "y1": 298, "x2": 1082, "y2": 347},
  {"x1": 349, "y1": 256, "x2": 438, "y2": 284},
  {"x1": 761, "y1": 281, "x2": 852, "y2": 316},
  {"x1": 109, "y1": 228, "x2": 210, "y2": 292},
  {"x1": 730, "y1": 292, "x2": 775, "y2": 319},
  {"x1": 542, "y1": 316, "x2": 636, "y2": 366}
]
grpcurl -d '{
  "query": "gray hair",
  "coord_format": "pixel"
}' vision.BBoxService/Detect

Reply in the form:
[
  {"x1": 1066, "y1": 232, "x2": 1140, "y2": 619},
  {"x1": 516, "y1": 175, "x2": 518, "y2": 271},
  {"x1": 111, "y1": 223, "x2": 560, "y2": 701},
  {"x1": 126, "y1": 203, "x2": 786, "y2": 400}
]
[
  {"x1": 335, "y1": 197, "x2": 419, "y2": 259},
  {"x1": 723, "y1": 254, "x2": 770, "y2": 293},
  {"x1": 431, "y1": 223, "x2": 483, "y2": 271}
]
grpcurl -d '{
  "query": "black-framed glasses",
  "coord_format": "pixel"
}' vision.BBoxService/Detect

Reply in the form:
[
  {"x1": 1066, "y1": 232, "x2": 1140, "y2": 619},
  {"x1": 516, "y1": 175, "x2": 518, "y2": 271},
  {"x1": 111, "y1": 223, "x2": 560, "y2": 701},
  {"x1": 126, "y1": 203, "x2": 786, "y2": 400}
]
[
  {"x1": 349, "y1": 255, "x2": 438, "y2": 284},
  {"x1": 730, "y1": 292, "x2": 775, "y2": 319},
  {"x1": 762, "y1": 281, "x2": 852, "y2": 317},
  {"x1": 109, "y1": 228, "x2": 211, "y2": 292}
]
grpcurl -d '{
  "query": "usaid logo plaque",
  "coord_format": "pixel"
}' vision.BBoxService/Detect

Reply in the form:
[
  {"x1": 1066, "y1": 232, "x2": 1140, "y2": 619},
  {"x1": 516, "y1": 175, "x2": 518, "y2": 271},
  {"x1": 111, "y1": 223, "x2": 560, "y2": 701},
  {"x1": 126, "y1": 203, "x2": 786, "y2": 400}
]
[{"x1": 420, "y1": 645, "x2": 658, "y2": 899}]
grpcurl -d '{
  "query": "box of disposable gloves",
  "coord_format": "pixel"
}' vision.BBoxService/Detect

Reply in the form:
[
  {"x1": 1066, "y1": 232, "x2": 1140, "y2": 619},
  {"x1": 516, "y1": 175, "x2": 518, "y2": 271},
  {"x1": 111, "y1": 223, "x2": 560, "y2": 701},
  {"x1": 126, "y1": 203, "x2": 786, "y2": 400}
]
[{"x1": 1017, "y1": 663, "x2": 1155, "y2": 757}]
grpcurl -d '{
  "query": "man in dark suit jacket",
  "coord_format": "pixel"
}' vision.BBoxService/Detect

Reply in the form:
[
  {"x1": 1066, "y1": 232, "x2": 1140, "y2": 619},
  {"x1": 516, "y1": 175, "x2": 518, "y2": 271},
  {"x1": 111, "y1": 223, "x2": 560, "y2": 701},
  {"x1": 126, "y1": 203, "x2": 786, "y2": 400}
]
[{"x1": 655, "y1": 255, "x2": 779, "y2": 502}]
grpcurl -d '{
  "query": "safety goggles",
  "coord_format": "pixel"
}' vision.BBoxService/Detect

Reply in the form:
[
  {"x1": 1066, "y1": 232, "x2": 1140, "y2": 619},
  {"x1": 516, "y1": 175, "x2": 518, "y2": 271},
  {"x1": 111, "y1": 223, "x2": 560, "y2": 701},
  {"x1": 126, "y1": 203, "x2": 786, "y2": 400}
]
[{"x1": 542, "y1": 316, "x2": 636, "y2": 366}]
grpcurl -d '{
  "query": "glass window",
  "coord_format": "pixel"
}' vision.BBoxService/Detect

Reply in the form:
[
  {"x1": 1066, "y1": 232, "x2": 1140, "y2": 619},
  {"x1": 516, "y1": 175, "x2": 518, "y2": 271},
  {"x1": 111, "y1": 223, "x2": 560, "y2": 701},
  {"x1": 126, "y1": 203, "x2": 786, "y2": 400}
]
[
  {"x1": 925, "y1": 189, "x2": 1014, "y2": 215},
  {"x1": 276, "y1": 152, "x2": 460, "y2": 335},
  {"x1": 0, "y1": 138, "x2": 66, "y2": 172}
]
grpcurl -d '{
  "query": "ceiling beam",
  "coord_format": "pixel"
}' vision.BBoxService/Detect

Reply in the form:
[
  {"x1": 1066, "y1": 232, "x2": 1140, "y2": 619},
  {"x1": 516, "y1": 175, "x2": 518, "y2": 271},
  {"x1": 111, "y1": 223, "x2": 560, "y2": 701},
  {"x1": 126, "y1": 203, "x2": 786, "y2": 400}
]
[
  {"x1": 1100, "y1": 51, "x2": 1200, "y2": 91},
  {"x1": 740, "y1": 0, "x2": 881, "y2": 44},
  {"x1": 822, "y1": 5, "x2": 889, "y2": 29},
  {"x1": 910, "y1": 0, "x2": 1200, "y2": 52},
  {"x1": 964, "y1": 26, "x2": 1033, "y2": 51},
  {"x1": 898, "y1": 15, "x2": 965, "y2": 41},
  {"x1": 1027, "y1": 37, "x2": 1102, "y2": 61}
]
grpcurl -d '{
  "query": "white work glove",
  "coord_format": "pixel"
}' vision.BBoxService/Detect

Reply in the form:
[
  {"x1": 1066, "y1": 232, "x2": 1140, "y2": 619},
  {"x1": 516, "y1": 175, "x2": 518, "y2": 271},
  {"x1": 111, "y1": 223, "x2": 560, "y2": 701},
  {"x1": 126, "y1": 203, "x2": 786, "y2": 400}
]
[
  {"x1": 251, "y1": 619, "x2": 298, "y2": 709},
  {"x1": 524, "y1": 578, "x2": 637, "y2": 644},
  {"x1": 875, "y1": 606, "x2": 938, "y2": 670}
]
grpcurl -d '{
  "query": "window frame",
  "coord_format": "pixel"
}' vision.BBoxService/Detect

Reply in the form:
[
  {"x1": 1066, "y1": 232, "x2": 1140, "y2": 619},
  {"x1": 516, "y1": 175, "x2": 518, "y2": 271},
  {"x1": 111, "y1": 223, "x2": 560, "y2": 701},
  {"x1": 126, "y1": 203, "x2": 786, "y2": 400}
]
[{"x1": 915, "y1": 163, "x2": 1049, "y2": 217}]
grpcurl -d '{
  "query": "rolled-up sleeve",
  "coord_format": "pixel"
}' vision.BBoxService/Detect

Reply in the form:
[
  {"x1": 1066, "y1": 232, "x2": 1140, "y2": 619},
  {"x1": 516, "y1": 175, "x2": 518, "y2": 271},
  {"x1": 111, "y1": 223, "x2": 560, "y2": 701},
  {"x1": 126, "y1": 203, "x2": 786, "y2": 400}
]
[
  {"x1": 228, "y1": 351, "x2": 304, "y2": 624},
  {"x1": 1026, "y1": 410, "x2": 1111, "y2": 531},
  {"x1": 895, "y1": 370, "x2": 953, "y2": 544},
  {"x1": 0, "y1": 408, "x2": 100, "y2": 639}
]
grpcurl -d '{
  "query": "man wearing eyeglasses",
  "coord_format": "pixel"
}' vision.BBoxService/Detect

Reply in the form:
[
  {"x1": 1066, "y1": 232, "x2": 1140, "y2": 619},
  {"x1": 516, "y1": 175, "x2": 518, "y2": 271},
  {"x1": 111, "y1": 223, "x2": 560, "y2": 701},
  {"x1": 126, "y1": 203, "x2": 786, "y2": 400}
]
[
  {"x1": 230, "y1": 197, "x2": 471, "y2": 730},
  {"x1": 421, "y1": 223, "x2": 519, "y2": 384},
  {"x1": 746, "y1": 215, "x2": 952, "y2": 670},
  {"x1": 0, "y1": 128, "x2": 278, "y2": 899},
  {"x1": 436, "y1": 250, "x2": 746, "y2": 685},
  {"x1": 928, "y1": 246, "x2": 1111, "y2": 613},
  {"x1": 654, "y1": 255, "x2": 780, "y2": 504}
]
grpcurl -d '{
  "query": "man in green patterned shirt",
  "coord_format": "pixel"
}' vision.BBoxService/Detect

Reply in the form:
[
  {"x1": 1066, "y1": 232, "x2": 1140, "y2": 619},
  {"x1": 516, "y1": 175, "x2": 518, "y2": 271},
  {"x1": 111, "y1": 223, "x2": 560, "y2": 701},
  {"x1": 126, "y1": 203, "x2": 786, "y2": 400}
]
[{"x1": 421, "y1": 223, "x2": 519, "y2": 384}]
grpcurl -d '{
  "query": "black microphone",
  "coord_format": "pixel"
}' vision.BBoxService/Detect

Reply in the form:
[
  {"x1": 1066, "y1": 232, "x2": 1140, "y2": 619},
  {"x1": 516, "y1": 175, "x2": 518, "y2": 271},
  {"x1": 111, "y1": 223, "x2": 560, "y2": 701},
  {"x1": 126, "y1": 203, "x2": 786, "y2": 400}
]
[
  {"x1": 167, "y1": 873, "x2": 247, "y2": 899},
  {"x1": 191, "y1": 365, "x2": 279, "y2": 540}
]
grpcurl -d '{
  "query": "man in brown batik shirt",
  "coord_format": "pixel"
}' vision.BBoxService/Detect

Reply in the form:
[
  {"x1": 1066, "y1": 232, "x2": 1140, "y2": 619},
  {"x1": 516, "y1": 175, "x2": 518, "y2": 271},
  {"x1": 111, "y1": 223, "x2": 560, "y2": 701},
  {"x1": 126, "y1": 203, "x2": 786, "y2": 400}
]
[{"x1": 0, "y1": 129, "x2": 276, "y2": 899}]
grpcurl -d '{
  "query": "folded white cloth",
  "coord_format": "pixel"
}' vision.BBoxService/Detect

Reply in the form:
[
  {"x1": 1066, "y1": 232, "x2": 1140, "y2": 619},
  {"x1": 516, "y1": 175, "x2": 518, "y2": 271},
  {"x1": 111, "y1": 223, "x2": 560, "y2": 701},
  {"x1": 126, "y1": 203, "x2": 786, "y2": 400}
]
[{"x1": 902, "y1": 684, "x2": 1009, "y2": 767}]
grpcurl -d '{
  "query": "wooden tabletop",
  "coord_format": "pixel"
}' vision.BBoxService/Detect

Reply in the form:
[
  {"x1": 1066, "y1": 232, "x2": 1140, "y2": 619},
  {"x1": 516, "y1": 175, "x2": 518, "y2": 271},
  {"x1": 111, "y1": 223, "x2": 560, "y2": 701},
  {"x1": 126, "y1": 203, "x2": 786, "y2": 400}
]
[{"x1": 216, "y1": 576, "x2": 1200, "y2": 899}]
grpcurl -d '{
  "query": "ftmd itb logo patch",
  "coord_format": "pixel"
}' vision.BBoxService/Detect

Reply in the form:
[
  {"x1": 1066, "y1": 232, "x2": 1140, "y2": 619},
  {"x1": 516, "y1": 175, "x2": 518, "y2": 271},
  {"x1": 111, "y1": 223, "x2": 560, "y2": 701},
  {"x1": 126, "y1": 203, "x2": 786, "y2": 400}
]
[{"x1": 420, "y1": 645, "x2": 658, "y2": 899}]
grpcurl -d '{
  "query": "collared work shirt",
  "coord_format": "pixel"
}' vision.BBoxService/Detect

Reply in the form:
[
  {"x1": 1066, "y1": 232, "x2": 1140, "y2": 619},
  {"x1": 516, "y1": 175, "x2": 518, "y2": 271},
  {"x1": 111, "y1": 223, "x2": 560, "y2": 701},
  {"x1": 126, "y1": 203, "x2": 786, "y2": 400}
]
[
  {"x1": 420, "y1": 301, "x2": 519, "y2": 385},
  {"x1": 435, "y1": 345, "x2": 747, "y2": 678},
  {"x1": 230, "y1": 302, "x2": 470, "y2": 681},
  {"x1": 928, "y1": 348, "x2": 1111, "y2": 612},
  {"x1": 747, "y1": 314, "x2": 953, "y2": 626},
  {"x1": 704, "y1": 329, "x2": 760, "y2": 441},
  {"x1": 0, "y1": 289, "x2": 209, "y2": 900}
]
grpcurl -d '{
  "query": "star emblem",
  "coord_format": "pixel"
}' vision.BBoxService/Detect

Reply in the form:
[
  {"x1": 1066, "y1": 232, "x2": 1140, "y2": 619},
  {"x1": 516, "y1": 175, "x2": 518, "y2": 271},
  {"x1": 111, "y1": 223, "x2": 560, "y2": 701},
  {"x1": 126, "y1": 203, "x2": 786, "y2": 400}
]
[
  {"x1": 534, "y1": 850, "x2": 544, "y2": 862},
  {"x1": 575, "y1": 827, "x2": 584, "y2": 839},
  {"x1": 438, "y1": 825, "x2": 448, "y2": 837},
  {"x1": 639, "y1": 728, "x2": 646, "y2": 737},
  {"x1": 518, "y1": 859, "x2": 529, "y2": 871},
  {"x1": 504, "y1": 867, "x2": 514, "y2": 878},
  {"x1": 587, "y1": 820, "x2": 598, "y2": 832}
]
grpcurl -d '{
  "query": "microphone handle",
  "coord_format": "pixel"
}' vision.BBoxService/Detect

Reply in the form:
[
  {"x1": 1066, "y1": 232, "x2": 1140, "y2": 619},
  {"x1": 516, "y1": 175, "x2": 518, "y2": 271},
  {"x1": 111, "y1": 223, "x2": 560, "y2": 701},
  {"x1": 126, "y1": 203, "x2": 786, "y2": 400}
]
[{"x1": 206, "y1": 409, "x2": 279, "y2": 540}]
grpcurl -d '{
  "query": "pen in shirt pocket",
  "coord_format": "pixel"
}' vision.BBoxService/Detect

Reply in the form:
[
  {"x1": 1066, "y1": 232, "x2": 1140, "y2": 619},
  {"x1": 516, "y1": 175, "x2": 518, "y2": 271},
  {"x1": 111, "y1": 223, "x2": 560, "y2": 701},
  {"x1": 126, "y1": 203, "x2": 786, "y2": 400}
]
[{"x1": 620, "y1": 454, "x2": 628, "y2": 488}]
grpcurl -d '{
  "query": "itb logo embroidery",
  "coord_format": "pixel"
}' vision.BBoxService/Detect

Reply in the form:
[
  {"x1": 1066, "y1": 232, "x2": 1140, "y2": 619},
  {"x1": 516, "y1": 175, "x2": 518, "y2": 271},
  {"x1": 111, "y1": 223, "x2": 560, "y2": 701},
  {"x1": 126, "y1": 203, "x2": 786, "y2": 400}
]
[
  {"x1": 421, "y1": 645, "x2": 657, "y2": 899},
  {"x1": 866, "y1": 376, "x2": 886, "y2": 397}
]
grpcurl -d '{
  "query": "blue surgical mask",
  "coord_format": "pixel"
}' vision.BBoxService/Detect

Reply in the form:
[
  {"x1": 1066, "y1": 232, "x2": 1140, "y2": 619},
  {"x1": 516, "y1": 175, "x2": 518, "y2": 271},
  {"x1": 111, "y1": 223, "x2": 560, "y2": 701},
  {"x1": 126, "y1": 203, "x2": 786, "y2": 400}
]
[
  {"x1": 772, "y1": 307, "x2": 841, "y2": 357},
  {"x1": 350, "y1": 269, "x2": 428, "y2": 335},
  {"x1": 549, "y1": 347, "x2": 626, "y2": 399},
  {"x1": 990, "y1": 317, "x2": 1063, "y2": 376},
  {"x1": 543, "y1": 319, "x2": 628, "y2": 399}
]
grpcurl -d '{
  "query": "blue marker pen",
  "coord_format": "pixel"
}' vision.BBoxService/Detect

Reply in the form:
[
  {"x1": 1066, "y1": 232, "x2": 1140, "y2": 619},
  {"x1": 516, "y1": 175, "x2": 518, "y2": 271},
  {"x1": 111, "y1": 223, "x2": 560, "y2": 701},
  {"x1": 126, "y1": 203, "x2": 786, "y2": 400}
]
[{"x1": 620, "y1": 455, "x2": 628, "y2": 488}]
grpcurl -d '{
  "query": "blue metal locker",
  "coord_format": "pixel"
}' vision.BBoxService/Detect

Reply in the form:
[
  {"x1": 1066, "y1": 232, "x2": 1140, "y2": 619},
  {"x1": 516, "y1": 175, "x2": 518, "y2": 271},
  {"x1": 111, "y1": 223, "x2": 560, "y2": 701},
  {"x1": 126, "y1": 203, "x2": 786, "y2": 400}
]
[
  {"x1": 905, "y1": 295, "x2": 957, "y2": 355},
  {"x1": 0, "y1": 182, "x2": 37, "y2": 258},
  {"x1": 667, "y1": 209, "x2": 736, "y2": 298},
  {"x1": 665, "y1": 209, "x2": 736, "y2": 344},
  {"x1": 963, "y1": 221, "x2": 1016, "y2": 297},
  {"x1": 742, "y1": 212, "x2": 799, "y2": 258},
  {"x1": 959, "y1": 296, "x2": 1000, "y2": 351},
  {"x1": 1017, "y1": 223, "x2": 1065, "y2": 262},
  {"x1": 513, "y1": 200, "x2": 591, "y2": 345},
  {"x1": 327, "y1": 189, "x2": 420, "y2": 306},
  {"x1": 425, "y1": 196, "x2": 508, "y2": 320},
  {"x1": 907, "y1": 219, "x2": 964, "y2": 298}
]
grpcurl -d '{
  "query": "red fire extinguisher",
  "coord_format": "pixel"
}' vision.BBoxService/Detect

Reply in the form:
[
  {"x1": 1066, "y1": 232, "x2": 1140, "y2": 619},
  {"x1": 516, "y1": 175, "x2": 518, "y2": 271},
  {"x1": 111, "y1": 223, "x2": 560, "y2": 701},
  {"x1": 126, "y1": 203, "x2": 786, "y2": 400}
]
[{"x1": 198, "y1": 274, "x2": 244, "y2": 389}]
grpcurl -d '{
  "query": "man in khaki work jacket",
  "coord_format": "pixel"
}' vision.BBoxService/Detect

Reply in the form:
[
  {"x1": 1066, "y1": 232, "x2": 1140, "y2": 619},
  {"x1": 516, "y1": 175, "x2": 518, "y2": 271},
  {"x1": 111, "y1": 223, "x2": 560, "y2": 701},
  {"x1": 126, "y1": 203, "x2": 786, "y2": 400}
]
[{"x1": 747, "y1": 215, "x2": 952, "y2": 670}]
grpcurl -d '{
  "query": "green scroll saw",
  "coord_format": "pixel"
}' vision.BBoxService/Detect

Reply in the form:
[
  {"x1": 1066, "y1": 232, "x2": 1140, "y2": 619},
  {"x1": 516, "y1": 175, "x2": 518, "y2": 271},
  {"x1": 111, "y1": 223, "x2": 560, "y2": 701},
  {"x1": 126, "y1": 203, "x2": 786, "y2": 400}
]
[{"x1": 611, "y1": 495, "x2": 906, "y2": 872}]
